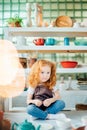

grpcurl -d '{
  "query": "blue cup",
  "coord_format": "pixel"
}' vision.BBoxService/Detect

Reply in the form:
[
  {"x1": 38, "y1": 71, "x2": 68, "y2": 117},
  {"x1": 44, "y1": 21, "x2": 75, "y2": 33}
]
[
  {"x1": 64, "y1": 37, "x2": 69, "y2": 46},
  {"x1": 45, "y1": 38, "x2": 56, "y2": 45}
]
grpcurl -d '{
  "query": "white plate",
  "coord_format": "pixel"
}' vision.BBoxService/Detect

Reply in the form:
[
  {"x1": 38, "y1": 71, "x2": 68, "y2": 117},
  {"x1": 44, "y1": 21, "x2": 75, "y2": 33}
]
[{"x1": 40, "y1": 123, "x2": 53, "y2": 130}]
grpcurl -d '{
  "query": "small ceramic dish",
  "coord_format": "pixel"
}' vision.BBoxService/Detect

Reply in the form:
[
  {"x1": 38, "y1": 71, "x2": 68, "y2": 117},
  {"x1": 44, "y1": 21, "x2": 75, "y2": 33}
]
[
  {"x1": 41, "y1": 123, "x2": 53, "y2": 130},
  {"x1": 56, "y1": 118, "x2": 72, "y2": 129},
  {"x1": 36, "y1": 123, "x2": 53, "y2": 130}
]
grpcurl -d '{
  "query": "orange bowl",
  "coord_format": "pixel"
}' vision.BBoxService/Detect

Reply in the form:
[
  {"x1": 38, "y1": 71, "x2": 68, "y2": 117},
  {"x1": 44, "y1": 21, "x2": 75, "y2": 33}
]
[{"x1": 60, "y1": 61, "x2": 78, "y2": 68}]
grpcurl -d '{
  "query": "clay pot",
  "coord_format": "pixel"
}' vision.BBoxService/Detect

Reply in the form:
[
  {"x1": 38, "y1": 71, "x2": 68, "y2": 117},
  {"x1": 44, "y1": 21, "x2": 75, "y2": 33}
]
[
  {"x1": 72, "y1": 126, "x2": 85, "y2": 130},
  {"x1": 1, "y1": 119, "x2": 11, "y2": 130},
  {"x1": 19, "y1": 57, "x2": 27, "y2": 68},
  {"x1": 8, "y1": 22, "x2": 21, "y2": 27},
  {"x1": 0, "y1": 111, "x2": 11, "y2": 130},
  {"x1": 0, "y1": 111, "x2": 3, "y2": 121}
]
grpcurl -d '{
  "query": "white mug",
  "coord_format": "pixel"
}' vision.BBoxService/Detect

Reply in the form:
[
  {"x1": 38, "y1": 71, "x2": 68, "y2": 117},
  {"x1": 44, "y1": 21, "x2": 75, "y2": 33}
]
[{"x1": 17, "y1": 36, "x2": 26, "y2": 45}]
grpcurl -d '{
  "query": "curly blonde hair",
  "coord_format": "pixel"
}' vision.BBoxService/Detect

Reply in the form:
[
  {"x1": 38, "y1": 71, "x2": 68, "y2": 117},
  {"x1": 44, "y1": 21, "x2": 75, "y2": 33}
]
[{"x1": 27, "y1": 59, "x2": 56, "y2": 89}]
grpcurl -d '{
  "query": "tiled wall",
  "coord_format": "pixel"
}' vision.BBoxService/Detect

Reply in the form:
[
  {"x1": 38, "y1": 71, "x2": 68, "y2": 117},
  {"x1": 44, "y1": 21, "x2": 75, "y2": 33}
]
[{"x1": 0, "y1": 0, "x2": 87, "y2": 38}]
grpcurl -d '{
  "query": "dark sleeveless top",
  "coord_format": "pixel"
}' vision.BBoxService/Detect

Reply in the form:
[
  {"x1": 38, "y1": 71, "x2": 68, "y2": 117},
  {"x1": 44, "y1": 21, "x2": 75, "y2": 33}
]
[{"x1": 32, "y1": 85, "x2": 53, "y2": 110}]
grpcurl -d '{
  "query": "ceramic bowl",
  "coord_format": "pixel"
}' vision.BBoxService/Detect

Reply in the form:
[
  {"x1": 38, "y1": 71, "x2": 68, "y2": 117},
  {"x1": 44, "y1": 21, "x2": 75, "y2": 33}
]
[
  {"x1": 74, "y1": 39, "x2": 87, "y2": 46},
  {"x1": 60, "y1": 61, "x2": 78, "y2": 68}
]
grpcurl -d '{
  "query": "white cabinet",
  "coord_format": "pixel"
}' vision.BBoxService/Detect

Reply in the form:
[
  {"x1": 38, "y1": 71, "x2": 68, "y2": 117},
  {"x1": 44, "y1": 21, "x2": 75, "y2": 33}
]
[{"x1": 4, "y1": 27, "x2": 87, "y2": 111}]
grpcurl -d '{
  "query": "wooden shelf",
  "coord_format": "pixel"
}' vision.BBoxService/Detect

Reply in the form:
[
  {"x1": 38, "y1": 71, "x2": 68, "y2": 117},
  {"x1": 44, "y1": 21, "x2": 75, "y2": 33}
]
[
  {"x1": 15, "y1": 45, "x2": 87, "y2": 53},
  {"x1": 5, "y1": 27, "x2": 87, "y2": 53},
  {"x1": 56, "y1": 67, "x2": 87, "y2": 73},
  {"x1": 5, "y1": 27, "x2": 87, "y2": 37}
]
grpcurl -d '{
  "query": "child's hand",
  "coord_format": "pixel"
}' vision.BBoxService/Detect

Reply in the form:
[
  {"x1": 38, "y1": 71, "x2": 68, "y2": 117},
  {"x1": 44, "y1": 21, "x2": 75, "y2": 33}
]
[
  {"x1": 34, "y1": 99, "x2": 42, "y2": 107},
  {"x1": 43, "y1": 99, "x2": 52, "y2": 107}
]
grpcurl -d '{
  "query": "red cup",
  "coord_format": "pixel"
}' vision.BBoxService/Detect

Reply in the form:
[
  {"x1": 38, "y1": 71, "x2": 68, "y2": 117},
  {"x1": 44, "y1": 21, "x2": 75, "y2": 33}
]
[{"x1": 33, "y1": 38, "x2": 45, "y2": 45}]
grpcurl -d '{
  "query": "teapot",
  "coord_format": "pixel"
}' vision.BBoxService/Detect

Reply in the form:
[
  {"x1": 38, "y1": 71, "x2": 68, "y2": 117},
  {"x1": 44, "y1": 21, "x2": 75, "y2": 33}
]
[{"x1": 12, "y1": 119, "x2": 41, "y2": 130}]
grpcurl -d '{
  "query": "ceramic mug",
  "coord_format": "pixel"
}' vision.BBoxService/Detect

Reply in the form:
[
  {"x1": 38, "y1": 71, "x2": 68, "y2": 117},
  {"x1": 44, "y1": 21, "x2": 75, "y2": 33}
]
[
  {"x1": 33, "y1": 38, "x2": 45, "y2": 45},
  {"x1": 17, "y1": 36, "x2": 26, "y2": 45},
  {"x1": 64, "y1": 37, "x2": 70, "y2": 46},
  {"x1": 45, "y1": 38, "x2": 56, "y2": 45}
]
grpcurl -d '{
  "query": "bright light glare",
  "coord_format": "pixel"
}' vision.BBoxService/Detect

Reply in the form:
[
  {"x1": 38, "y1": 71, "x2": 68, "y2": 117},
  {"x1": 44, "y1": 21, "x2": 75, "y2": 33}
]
[{"x1": 0, "y1": 40, "x2": 25, "y2": 98}]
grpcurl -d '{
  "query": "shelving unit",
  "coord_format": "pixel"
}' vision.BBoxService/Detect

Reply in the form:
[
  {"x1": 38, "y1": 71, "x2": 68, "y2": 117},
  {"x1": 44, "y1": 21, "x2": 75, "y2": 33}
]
[
  {"x1": 5, "y1": 27, "x2": 87, "y2": 54},
  {"x1": 5, "y1": 27, "x2": 87, "y2": 52},
  {"x1": 4, "y1": 27, "x2": 87, "y2": 73},
  {"x1": 4, "y1": 27, "x2": 87, "y2": 111}
]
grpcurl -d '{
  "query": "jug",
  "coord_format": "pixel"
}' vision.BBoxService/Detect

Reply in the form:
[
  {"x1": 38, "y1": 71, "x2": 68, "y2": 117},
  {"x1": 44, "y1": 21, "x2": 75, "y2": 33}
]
[{"x1": 12, "y1": 119, "x2": 41, "y2": 130}]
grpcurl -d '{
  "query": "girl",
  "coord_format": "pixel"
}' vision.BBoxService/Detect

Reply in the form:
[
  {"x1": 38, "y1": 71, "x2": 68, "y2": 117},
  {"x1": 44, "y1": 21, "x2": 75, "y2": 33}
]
[{"x1": 26, "y1": 59, "x2": 65, "y2": 120}]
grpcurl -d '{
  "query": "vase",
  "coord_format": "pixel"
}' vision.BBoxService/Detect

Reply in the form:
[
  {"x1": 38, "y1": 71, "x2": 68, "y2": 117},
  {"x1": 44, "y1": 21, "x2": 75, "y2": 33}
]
[{"x1": 26, "y1": 3, "x2": 32, "y2": 27}]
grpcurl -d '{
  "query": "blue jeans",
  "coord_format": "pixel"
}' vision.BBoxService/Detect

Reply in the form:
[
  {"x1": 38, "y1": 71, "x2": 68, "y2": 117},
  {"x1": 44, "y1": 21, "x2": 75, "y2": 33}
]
[{"x1": 26, "y1": 100, "x2": 65, "y2": 120}]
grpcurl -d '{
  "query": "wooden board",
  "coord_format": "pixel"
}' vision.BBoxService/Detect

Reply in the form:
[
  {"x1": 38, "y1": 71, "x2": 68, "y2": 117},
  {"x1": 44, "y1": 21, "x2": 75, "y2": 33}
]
[{"x1": 56, "y1": 16, "x2": 73, "y2": 27}]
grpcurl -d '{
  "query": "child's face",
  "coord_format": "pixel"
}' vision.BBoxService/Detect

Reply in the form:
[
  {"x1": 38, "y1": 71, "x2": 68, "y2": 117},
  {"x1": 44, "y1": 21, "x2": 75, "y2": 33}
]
[{"x1": 39, "y1": 65, "x2": 51, "y2": 83}]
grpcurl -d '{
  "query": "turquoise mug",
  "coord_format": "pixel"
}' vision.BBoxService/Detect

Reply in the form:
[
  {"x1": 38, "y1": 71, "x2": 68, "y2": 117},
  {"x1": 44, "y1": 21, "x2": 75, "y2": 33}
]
[
  {"x1": 64, "y1": 37, "x2": 70, "y2": 46},
  {"x1": 45, "y1": 38, "x2": 56, "y2": 45}
]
